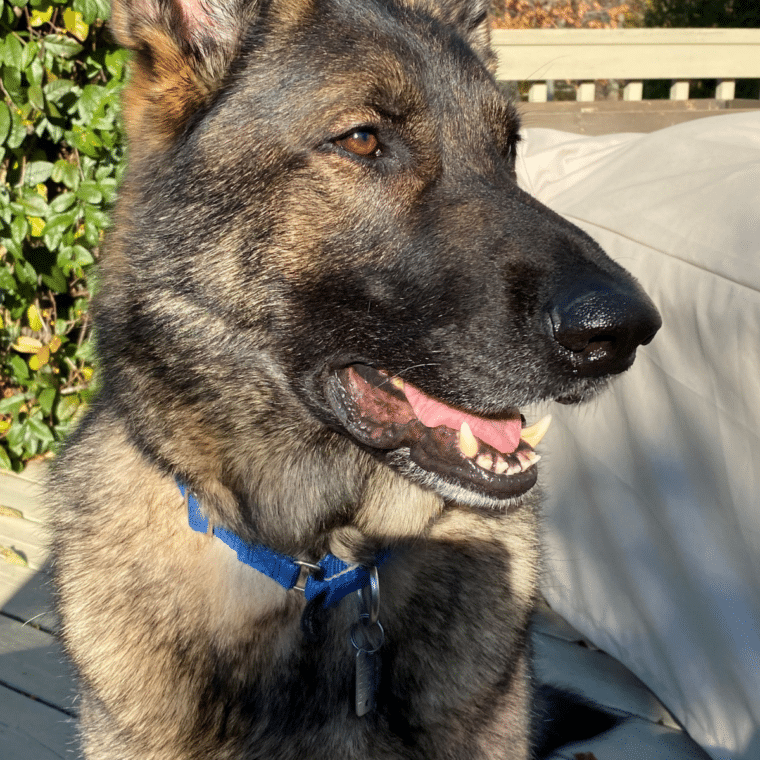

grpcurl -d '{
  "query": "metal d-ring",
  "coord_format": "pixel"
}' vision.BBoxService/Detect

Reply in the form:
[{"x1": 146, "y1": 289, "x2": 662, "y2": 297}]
[
  {"x1": 367, "y1": 565, "x2": 380, "y2": 625},
  {"x1": 350, "y1": 616, "x2": 385, "y2": 654},
  {"x1": 357, "y1": 565, "x2": 380, "y2": 625}
]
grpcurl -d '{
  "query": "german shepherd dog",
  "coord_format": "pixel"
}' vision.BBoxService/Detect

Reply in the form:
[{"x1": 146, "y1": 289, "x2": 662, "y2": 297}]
[{"x1": 52, "y1": 0, "x2": 661, "y2": 757}]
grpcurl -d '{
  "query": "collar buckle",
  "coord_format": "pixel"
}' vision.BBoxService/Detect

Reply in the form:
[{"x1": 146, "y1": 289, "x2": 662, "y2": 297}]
[{"x1": 294, "y1": 560, "x2": 323, "y2": 594}]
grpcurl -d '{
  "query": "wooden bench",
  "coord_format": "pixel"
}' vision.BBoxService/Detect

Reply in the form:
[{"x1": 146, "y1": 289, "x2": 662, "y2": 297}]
[{"x1": 492, "y1": 28, "x2": 760, "y2": 133}]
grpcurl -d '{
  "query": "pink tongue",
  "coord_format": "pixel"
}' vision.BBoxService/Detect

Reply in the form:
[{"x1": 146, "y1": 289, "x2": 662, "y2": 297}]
[{"x1": 403, "y1": 384, "x2": 522, "y2": 454}]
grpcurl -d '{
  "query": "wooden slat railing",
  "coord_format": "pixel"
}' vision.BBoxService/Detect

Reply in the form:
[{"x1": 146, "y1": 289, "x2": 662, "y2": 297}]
[{"x1": 492, "y1": 28, "x2": 760, "y2": 102}]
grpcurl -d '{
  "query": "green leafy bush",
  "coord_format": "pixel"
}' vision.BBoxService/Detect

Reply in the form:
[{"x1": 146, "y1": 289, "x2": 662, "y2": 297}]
[{"x1": 0, "y1": 0, "x2": 127, "y2": 470}]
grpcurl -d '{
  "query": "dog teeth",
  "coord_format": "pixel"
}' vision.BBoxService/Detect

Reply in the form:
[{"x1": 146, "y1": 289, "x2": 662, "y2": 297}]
[
  {"x1": 391, "y1": 377, "x2": 404, "y2": 390},
  {"x1": 458, "y1": 422, "x2": 478, "y2": 458},
  {"x1": 470, "y1": 450, "x2": 540, "y2": 476},
  {"x1": 517, "y1": 450, "x2": 541, "y2": 470},
  {"x1": 459, "y1": 419, "x2": 545, "y2": 475},
  {"x1": 520, "y1": 414, "x2": 552, "y2": 449}
]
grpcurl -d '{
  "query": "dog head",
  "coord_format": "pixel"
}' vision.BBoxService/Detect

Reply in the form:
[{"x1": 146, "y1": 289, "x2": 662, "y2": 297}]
[{"x1": 102, "y1": 0, "x2": 660, "y2": 547}]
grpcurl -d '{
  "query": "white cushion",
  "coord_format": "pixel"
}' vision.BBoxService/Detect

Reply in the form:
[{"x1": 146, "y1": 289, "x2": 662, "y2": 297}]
[{"x1": 517, "y1": 112, "x2": 760, "y2": 760}]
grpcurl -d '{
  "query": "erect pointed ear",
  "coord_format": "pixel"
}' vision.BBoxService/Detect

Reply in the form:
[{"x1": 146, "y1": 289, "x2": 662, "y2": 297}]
[
  {"x1": 111, "y1": 0, "x2": 257, "y2": 154},
  {"x1": 412, "y1": 0, "x2": 495, "y2": 72},
  {"x1": 456, "y1": 0, "x2": 495, "y2": 71}
]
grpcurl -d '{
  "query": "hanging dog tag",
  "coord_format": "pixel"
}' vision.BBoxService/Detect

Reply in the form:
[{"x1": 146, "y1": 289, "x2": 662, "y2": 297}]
[
  {"x1": 351, "y1": 567, "x2": 383, "y2": 717},
  {"x1": 355, "y1": 647, "x2": 379, "y2": 716}
]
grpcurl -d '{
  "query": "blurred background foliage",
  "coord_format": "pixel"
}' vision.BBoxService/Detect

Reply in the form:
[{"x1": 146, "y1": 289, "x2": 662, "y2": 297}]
[{"x1": 0, "y1": 0, "x2": 126, "y2": 470}]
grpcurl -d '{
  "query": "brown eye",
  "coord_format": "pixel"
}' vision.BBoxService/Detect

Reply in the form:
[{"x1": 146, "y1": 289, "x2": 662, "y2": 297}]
[{"x1": 335, "y1": 130, "x2": 380, "y2": 157}]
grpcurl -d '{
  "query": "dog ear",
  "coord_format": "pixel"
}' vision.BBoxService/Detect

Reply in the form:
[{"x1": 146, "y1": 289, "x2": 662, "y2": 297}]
[
  {"x1": 111, "y1": 0, "x2": 257, "y2": 153},
  {"x1": 414, "y1": 0, "x2": 495, "y2": 72}
]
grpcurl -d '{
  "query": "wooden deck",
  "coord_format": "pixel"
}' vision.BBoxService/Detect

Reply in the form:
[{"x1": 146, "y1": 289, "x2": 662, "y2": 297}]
[{"x1": 0, "y1": 463, "x2": 77, "y2": 759}]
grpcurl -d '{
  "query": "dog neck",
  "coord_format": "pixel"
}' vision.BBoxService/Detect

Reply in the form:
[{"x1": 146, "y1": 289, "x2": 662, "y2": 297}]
[{"x1": 177, "y1": 480, "x2": 389, "y2": 610}]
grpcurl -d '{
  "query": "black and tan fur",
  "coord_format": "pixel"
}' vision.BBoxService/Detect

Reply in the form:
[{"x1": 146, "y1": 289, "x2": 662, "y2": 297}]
[{"x1": 52, "y1": 0, "x2": 660, "y2": 757}]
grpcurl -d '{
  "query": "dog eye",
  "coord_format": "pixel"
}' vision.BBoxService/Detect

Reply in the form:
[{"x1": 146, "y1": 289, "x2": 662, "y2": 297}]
[{"x1": 335, "y1": 130, "x2": 381, "y2": 158}]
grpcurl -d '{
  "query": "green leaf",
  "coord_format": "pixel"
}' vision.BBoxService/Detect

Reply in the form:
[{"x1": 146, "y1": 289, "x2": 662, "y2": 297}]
[
  {"x1": 44, "y1": 79, "x2": 78, "y2": 103},
  {"x1": 68, "y1": 123, "x2": 102, "y2": 157},
  {"x1": 20, "y1": 192, "x2": 48, "y2": 217},
  {"x1": 44, "y1": 210, "x2": 78, "y2": 250},
  {"x1": 84, "y1": 204, "x2": 110, "y2": 228},
  {"x1": 70, "y1": 244, "x2": 94, "y2": 266},
  {"x1": 27, "y1": 56, "x2": 45, "y2": 87},
  {"x1": 49, "y1": 191, "x2": 77, "y2": 213},
  {"x1": 0, "y1": 2, "x2": 15, "y2": 23},
  {"x1": 76, "y1": 180, "x2": 102, "y2": 204},
  {"x1": 75, "y1": 339, "x2": 94, "y2": 362},
  {"x1": 55, "y1": 394, "x2": 80, "y2": 422},
  {"x1": 38, "y1": 117, "x2": 64, "y2": 142},
  {"x1": 38, "y1": 387, "x2": 57, "y2": 416},
  {"x1": 0, "y1": 101, "x2": 10, "y2": 144},
  {"x1": 43, "y1": 35, "x2": 84, "y2": 59},
  {"x1": 0, "y1": 394, "x2": 26, "y2": 416},
  {"x1": 92, "y1": 0, "x2": 111, "y2": 20},
  {"x1": 21, "y1": 40, "x2": 40, "y2": 70},
  {"x1": 104, "y1": 47, "x2": 127, "y2": 78},
  {"x1": 9, "y1": 354, "x2": 30, "y2": 382},
  {"x1": 0, "y1": 447, "x2": 11, "y2": 471},
  {"x1": 27, "y1": 83, "x2": 45, "y2": 111},
  {"x1": 4, "y1": 35, "x2": 23, "y2": 69},
  {"x1": 77, "y1": 84, "x2": 107, "y2": 121},
  {"x1": 25, "y1": 160, "x2": 53, "y2": 185},
  {"x1": 0, "y1": 266, "x2": 15, "y2": 293},
  {"x1": 5, "y1": 421, "x2": 25, "y2": 457},
  {"x1": 26, "y1": 416, "x2": 55, "y2": 444},
  {"x1": 82, "y1": 222, "x2": 100, "y2": 247},
  {"x1": 14, "y1": 258, "x2": 38, "y2": 287},
  {"x1": 5, "y1": 238, "x2": 23, "y2": 260},
  {"x1": 10, "y1": 213, "x2": 28, "y2": 245},
  {"x1": 95, "y1": 162, "x2": 117, "y2": 181},
  {"x1": 2, "y1": 66, "x2": 24, "y2": 104},
  {"x1": 51, "y1": 159, "x2": 80, "y2": 189},
  {"x1": 73, "y1": 0, "x2": 99, "y2": 24},
  {"x1": 40, "y1": 266, "x2": 68, "y2": 293},
  {"x1": 97, "y1": 176, "x2": 118, "y2": 203},
  {"x1": 7, "y1": 107, "x2": 28, "y2": 149}
]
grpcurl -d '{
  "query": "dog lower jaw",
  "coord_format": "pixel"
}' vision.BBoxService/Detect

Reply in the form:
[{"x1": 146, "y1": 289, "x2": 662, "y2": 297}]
[{"x1": 387, "y1": 448, "x2": 538, "y2": 512}]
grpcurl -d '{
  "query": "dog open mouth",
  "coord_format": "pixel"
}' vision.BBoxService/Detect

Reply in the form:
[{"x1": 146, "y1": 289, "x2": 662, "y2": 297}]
[{"x1": 327, "y1": 365, "x2": 551, "y2": 500}]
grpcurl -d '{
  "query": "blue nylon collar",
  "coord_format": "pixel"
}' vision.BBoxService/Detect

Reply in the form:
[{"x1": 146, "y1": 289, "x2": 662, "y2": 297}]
[{"x1": 178, "y1": 480, "x2": 388, "y2": 610}]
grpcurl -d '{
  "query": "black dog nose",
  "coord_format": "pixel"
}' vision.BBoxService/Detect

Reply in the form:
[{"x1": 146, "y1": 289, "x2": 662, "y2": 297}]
[{"x1": 549, "y1": 273, "x2": 661, "y2": 377}]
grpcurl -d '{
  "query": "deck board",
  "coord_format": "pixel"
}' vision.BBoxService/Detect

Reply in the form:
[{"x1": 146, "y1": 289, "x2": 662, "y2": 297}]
[
  {"x1": 0, "y1": 463, "x2": 76, "y2": 759},
  {"x1": 0, "y1": 614, "x2": 75, "y2": 711},
  {"x1": 1, "y1": 685, "x2": 77, "y2": 760}
]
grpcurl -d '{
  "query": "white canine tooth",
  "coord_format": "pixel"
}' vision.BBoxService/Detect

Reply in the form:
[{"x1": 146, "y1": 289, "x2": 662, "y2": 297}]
[
  {"x1": 520, "y1": 414, "x2": 552, "y2": 449},
  {"x1": 476, "y1": 453, "x2": 493, "y2": 471},
  {"x1": 458, "y1": 422, "x2": 478, "y2": 458},
  {"x1": 391, "y1": 377, "x2": 404, "y2": 390},
  {"x1": 494, "y1": 456, "x2": 509, "y2": 475}
]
